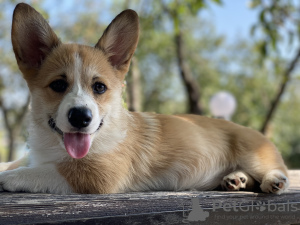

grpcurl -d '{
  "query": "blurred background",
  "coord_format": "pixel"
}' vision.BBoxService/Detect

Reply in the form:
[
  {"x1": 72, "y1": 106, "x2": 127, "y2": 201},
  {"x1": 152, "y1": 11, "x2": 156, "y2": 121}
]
[{"x1": 0, "y1": 0, "x2": 299, "y2": 168}]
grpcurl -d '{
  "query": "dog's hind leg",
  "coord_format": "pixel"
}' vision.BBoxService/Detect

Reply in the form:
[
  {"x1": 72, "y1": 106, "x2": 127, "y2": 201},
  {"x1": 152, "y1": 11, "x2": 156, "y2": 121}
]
[
  {"x1": 238, "y1": 142, "x2": 289, "y2": 195},
  {"x1": 221, "y1": 170, "x2": 256, "y2": 191},
  {"x1": 259, "y1": 169, "x2": 289, "y2": 194}
]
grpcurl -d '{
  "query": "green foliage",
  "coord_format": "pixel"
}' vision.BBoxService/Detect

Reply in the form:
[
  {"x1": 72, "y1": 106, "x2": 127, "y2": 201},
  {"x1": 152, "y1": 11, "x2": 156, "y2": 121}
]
[
  {"x1": 250, "y1": 0, "x2": 300, "y2": 57},
  {"x1": 271, "y1": 83, "x2": 300, "y2": 167},
  {"x1": 0, "y1": 0, "x2": 45, "y2": 161}
]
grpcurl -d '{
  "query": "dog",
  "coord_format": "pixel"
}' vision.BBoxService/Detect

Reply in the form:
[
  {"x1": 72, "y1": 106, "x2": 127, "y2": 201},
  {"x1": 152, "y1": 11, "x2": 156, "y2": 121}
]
[{"x1": 0, "y1": 3, "x2": 289, "y2": 194}]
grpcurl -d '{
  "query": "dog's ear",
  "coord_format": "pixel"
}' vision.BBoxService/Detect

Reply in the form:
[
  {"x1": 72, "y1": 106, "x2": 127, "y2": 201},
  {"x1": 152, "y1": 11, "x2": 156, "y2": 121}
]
[
  {"x1": 11, "y1": 3, "x2": 60, "y2": 77},
  {"x1": 95, "y1": 9, "x2": 139, "y2": 76}
]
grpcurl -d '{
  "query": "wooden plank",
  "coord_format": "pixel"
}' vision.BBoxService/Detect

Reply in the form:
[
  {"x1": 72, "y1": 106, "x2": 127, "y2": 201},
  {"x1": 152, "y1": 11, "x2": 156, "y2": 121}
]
[
  {"x1": 289, "y1": 170, "x2": 300, "y2": 188},
  {"x1": 0, "y1": 170, "x2": 299, "y2": 225}
]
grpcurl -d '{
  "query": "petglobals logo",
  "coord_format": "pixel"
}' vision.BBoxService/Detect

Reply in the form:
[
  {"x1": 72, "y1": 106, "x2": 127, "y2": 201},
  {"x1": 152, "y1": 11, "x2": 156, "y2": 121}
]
[
  {"x1": 212, "y1": 200, "x2": 299, "y2": 213},
  {"x1": 187, "y1": 198, "x2": 209, "y2": 222},
  {"x1": 182, "y1": 197, "x2": 300, "y2": 223}
]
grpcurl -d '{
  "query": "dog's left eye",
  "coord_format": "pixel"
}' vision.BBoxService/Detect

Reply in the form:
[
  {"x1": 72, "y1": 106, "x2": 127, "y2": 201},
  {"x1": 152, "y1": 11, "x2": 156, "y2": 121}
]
[
  {"x1": 93, "y1": 82, "x2": 107, "y2": 94},
  {"x1": 49, "y1": 79, "x2": 68, "y2": 93}
]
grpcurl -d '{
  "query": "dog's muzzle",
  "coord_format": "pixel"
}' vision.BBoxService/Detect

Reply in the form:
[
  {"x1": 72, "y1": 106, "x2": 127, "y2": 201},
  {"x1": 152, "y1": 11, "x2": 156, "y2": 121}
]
[{"x1": 48, "y1": 117, "x2": 104, "y2": 138}]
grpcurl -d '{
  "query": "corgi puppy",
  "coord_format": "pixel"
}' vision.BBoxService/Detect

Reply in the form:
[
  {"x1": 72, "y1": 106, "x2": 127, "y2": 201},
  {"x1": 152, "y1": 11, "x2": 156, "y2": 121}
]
[{"x1": 0, "y1": 3, "x2": 289, "y2": 194}]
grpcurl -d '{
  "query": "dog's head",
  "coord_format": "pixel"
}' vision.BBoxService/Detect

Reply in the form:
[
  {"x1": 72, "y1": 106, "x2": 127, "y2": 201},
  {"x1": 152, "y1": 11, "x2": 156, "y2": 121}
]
[{"x1": 11, "y1": 3, "x2": 139, "y2": 159}]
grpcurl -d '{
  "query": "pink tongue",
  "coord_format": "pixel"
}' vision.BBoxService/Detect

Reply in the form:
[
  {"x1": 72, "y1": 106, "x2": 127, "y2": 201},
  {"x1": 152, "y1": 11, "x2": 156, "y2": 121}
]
[{"x1": 64, "y1": 133, "x2": 91, "y2": 159}]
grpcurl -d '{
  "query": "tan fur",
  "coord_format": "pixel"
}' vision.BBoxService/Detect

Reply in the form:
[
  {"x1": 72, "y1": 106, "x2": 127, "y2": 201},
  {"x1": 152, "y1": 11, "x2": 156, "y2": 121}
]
[
  {"x1": 57, "y1": 112, "x2": 288, "y2": 193},
  {"x1": 7, "y1": 3, "x2": 288, "y2": 194}
]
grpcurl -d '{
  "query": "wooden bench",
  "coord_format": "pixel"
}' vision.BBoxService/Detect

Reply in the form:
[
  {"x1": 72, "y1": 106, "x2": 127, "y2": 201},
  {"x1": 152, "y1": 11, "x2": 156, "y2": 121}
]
[{"x1": 0, "y1": 170, "x2": 299, "y2": 224}]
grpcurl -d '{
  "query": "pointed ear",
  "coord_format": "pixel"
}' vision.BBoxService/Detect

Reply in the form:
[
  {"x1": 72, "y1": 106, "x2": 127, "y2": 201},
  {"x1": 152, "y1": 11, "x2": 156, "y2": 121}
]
[
  {"x1": 95, "y1": 9, "x2": 139, "y2": 75},
  {"x1": 11, "y1": 3, "x2": 60, "y2": 74}
]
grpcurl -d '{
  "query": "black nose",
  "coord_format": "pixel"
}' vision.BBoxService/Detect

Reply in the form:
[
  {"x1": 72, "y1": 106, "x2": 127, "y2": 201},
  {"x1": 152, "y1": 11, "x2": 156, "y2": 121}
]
[{"x1": 68, "y1": 107, "x2": 92, "y2": 129}]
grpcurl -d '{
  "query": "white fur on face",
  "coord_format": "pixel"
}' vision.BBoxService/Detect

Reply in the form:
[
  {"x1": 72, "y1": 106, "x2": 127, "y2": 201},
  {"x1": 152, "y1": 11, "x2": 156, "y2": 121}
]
[{"x1": 55, "y1": 53, "x2": 101, "y2": 134}]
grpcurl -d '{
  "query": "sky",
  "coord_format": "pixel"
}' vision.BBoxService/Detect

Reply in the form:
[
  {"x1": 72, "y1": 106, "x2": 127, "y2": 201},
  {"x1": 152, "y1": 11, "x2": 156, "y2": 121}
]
[
  {"x1": 203, "y1": 0, "x2": 298, "y2": 61},
  {"x1": 41, "y1": 0, "x2": 259, "y2": 42},
  {"x1": 3, "y1": 0, "x2": 259, "y2": 44},
  {"x1": 203, "y1": 0, "x2": 258, "y2": 41}
]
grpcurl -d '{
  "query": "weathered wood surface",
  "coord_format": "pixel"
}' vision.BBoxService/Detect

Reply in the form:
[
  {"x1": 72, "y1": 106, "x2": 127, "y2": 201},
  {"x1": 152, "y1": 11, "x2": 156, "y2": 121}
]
[{"x1": 0, "y1": 170, "x2": 299, "y2": 225}]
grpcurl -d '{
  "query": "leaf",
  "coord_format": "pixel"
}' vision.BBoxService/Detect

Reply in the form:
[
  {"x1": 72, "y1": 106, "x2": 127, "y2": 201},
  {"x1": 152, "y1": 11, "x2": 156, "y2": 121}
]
[
  {"x1": 259, "y1": 9, "x2": 266, "y2": 23},
  {"x1": 269, "y1": 31, "x2": 277, "y2": 50},
  {"x1": 248, "y1": 0, "x2": 262, "y2": 9},
  {"x1": 288, "y1": 31, "x2": 294, "y2": 46},
  {"x1": 250, "y1": 24, "x2": 257, "y2": 36},
  {"x1": 211, "y1": 0, "x2": 223, "y2": 5},
  {"x1": 256, "y1": 40, "x2": 267, "y2": 58}
]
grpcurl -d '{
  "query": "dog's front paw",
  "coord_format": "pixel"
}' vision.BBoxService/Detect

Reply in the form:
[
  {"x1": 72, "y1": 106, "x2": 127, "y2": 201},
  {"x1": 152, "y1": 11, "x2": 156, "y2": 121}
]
[
  {"x1": 0, "y1": 162, "x2": 12, "y2": 172},
  {"x1": 221, "y1": 171, "x2": 254, "y2": 191},
  {"x1": 260, "y1": 170, "x2": 289, "y2": 195},
  {"x1": 0, "y1": 166, "x2": 73, "y2": 194},
  {"x1": 0, "y1": 170, "x2": 22, "y2": 192}
]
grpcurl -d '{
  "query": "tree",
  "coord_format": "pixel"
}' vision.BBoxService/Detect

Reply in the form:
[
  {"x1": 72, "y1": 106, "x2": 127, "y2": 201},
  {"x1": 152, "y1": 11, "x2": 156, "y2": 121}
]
[
  {"x1": 250, "y1": 0, "x2": 300, "y2": 133},
  {"x1": 131, "y1": 0, "x2": 222, "y2": 115},
  {"x1": 161, "y1": 1, "x2": 209, "y2": 114},
  {"x1": 0, "y1": 91, "x2": 29, "y2": 161},
  {"x1": 126, "y1": 57, "x2": 142, "y2": 112},
  {"x1": 0, "y1": 1, "x2": 34, "y2": 161}
]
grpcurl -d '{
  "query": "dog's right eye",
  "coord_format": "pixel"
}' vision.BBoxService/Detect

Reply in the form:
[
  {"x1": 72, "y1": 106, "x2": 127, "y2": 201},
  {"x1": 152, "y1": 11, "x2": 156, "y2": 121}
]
[{"x1": 49, "y1": 79, "x2": 68, "y2": 93}]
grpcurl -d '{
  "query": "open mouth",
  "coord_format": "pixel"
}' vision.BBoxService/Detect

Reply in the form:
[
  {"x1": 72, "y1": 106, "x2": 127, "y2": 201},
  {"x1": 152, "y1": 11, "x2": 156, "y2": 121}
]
[{"x1": 48, "y1": 117, "x2": 103, "y2": 159}]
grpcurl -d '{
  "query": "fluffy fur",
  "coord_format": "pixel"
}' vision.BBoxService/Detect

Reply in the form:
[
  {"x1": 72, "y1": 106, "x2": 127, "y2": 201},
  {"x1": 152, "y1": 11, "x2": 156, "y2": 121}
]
[{"x1": 0, "y1": 3, "x2": 289, "y2": 195}]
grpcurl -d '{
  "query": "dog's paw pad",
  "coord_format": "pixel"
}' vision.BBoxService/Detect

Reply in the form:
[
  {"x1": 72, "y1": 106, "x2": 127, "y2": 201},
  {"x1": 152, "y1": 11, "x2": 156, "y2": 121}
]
[
  {"x1": 221, "y1": 171, "x2": 248, "y2": 191},
  {"x1": 260, "y1": 170, "x2": 289, "y2": 195}
]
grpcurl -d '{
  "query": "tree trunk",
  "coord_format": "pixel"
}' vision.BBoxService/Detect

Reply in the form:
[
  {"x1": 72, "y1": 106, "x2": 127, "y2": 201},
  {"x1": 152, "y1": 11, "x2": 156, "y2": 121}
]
[
  {"x1": 127, "y1": 57, "x2": 142, "y2": 112},
  {"x1": 161, "y1": 2, "x2": 202, "y2": 115},
  {"x1": 174, "y1": 30, "x2": 202, "y2": 115},
  {"x1": 0, "y1": 96, "x2": 30, "y2": 161},
  {"x1": 260, "y1": 47, "x2": 300, "y2": 134},
  {"x1": 7, "y1": 130, "x2": 16, "y2": 162},
  {"x1": 1, "y1": 109, "x2": 16, "y2": 162}
]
